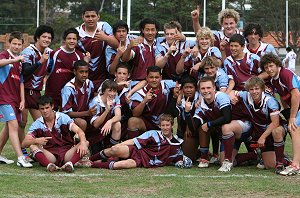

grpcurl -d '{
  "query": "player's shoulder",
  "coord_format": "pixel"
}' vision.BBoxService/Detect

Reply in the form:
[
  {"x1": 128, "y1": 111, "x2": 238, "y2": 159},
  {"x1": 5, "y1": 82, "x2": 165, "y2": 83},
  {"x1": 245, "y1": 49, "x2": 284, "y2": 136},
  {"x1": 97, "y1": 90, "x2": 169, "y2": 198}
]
[
  {"x1": 56, "y1": 112, "x2": 72, "y2": 122},
  {"x1": 215, "y1": 91, "x2": 230, "y2": 100},
  {"x1": 0, "y1": 50, "x2": 9, "y2": 58},
  {"x1": 21, "y1": 45, "x2": 34, "y2": 55}
]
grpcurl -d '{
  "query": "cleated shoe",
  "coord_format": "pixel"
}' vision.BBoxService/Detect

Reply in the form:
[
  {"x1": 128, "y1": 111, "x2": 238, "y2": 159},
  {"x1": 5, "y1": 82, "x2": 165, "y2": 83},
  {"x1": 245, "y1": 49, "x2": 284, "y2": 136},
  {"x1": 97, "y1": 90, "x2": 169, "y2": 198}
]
[
  {"x1": 198, "y1": 159, "x2": 209, "y2": 168},
  {"x1": 218, "y1": 159, "x2": 233, "y2": 172},
  {"x1": 17, "y1": 155, "x2": 33, "y2": 168},
  {"x1": 279, "y1": 165, "x2": 300, "y2": 176},
  {"x1": 0, "y1": 155, "x2": 14, "y2": 164}
]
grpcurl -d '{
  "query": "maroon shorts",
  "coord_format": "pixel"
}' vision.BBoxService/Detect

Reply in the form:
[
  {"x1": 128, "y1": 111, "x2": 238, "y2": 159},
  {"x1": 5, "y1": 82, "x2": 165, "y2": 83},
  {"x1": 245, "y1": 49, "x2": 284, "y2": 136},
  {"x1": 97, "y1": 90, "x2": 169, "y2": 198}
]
[
  {"x1": 128, "y1": 145, "x2": 142, "y2": 167},
  {"x1": 47, "y1": 145, "x2": 72, "y2": 167},
  {"x1": 25, "y1": 89, "x2": 41, "y2": 109},
  {"x1": 85, "y1": 124, "x2": 105, "y2": 146}
]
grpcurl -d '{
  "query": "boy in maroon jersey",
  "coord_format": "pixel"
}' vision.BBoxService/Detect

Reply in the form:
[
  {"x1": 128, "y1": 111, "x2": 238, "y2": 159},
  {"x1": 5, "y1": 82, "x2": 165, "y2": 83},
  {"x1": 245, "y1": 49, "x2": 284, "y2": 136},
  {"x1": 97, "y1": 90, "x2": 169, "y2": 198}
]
[
  {"x1": 87, "y1": 114, "x2": 192, "y2": 169},
  {"x1": 261, "y1": 54, "x2": 300, "y2": 176},
  {"x1": 0, "y1": 32, "x2": 32, "y2": 167},
  {"x1": 122, "y1": 18, "x2": 160, "y2": 81},
  {"x1": 113, "y1": 64, "x2": 132, "y2": 140},
  {"x1": 191, "y1": 7, "x2": 241, "y2": 60},
  {"x1": 22, "y1": 95, "x2": 89, "y2": 172},
  {"x1": 46, "y1": 28, "x2": 90, "y2": 110},
  {"x1": 61, "y1": 60, "x2": 95, "y2": 133},
  {"x1": 127, "y1": 66, "x2": 176, "y2": 138},
  {"x1": 21, "y1": 25, "x2": 54, "y2": 122},
  {"x1": 76, "y1": 6, "x2": 119, "y2": 90},
  {"x1": 223, "y1": 34, "x2": 263, "y2": 93}
]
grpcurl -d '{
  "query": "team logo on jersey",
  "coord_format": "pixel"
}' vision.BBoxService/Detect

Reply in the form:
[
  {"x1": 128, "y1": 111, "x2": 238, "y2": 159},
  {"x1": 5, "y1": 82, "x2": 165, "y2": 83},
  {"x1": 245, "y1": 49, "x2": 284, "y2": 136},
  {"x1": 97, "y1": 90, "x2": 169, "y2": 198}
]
[
  {"x1": 11, "y1": 74, "x2": 20, "y2": 81},
  {"x1": 56, "y1": 68, "x2": 72, "y2": 73},
  {"x1": 0, "y1": 114, "x2": 3, "y2": 118}
]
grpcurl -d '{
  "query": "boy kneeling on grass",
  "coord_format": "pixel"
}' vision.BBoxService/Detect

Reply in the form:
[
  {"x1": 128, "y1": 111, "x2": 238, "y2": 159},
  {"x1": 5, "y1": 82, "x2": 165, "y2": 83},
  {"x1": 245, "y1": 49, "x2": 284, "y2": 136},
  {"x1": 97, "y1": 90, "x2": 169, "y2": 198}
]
[
  {"x1": 83, "y1": 114, "x2": 192, "y2": 169},
  {"x1": 22, "y1": 95, "x2": 89, "y2": 173}
]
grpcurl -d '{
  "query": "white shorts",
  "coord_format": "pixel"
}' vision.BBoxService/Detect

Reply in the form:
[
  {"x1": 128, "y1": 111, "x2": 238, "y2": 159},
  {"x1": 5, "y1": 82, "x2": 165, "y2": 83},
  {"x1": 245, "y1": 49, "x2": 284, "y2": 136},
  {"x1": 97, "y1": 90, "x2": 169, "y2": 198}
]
[{"x1": 237, "y1": 120, "x2": 252, "y2": 133}]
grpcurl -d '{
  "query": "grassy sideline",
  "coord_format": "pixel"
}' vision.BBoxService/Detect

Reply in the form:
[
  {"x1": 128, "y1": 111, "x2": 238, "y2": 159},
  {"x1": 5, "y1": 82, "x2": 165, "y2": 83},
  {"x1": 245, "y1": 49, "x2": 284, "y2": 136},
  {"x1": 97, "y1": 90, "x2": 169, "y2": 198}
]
[{"x1": 1, "y1": 119, "x2": 300, "y2": 197}]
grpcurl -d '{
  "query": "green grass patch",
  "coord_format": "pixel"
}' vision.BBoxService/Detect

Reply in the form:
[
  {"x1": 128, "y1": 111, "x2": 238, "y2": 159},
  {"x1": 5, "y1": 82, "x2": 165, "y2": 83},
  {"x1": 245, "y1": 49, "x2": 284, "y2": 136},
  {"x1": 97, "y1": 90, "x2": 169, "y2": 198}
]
[{"x1": 0, "y1": 118, "x2": 298, "y2": 197}]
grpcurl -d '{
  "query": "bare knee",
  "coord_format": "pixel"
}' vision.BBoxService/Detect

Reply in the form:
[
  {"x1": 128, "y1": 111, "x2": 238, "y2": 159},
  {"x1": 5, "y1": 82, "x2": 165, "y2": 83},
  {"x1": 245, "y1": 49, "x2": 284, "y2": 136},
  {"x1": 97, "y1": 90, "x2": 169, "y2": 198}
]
[
  {"x1": 272, "y1": 127, "x2": 284, "y2": 141},
  {"x1": 128, "y1": 117, "x2": 142, "y2": 129},
  {"x1": 221, "y1": 124, "x2": 233, "y2": 134},
  {"x1": 110, "y1": 145, "x2": 121, "y2": 155}
]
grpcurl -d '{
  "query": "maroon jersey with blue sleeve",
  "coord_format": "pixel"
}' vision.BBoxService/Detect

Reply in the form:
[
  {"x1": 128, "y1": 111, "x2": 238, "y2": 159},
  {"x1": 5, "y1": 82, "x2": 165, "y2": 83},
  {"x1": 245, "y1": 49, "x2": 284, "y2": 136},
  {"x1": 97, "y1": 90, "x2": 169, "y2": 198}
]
[
  {"x1": 155, "y1": 40, "x2": 195, "y2": 80},
  {"x1": 184, "y1": 47, "x2": 222, "y2": 71},
  {"x1": 76, "y1": 22, "x2": 113, "y2": 89},
  {"x1": 132, "y1": 130, "x2": 184, "y2": 168},
  {"x1": 193, "y1": 92, "x2": 231, "y2": 124},
  {"x1": 223, "y1": 53, "x2": 261, "y2": 91},
  {"x1": 269, "y1": 67, "x2": 300, "y2": 107},
  {"x1": 213, "y1": 30, "x2": 241, "y2": 57},
  {"x1": 46, "y1": 47, "x2": 84, "y2": 105},
  {"x1": 21, "y1": 44, "x2": 51, "y2": 91},
  {"x1": 27, "y1": 112, "x2": 75, "y2": 150},
  {"x1": 129, "y1": 80, "x2": 176, "y2": 126},
  {"x1": 130, "y1": 39, "x2": 159, "y2": 80},
  {"x1": 237, "y1": 91, "x2": 284, "y2": 137},
  {"x1": 61, "y1": 78, "x2": 94, "y2": 113},
  {"x1": 0, "y1": 50, "x2": 23, "y2": 107},
  {"x1": 89, "y1": 94, "x2": 121, "y2": 126}
]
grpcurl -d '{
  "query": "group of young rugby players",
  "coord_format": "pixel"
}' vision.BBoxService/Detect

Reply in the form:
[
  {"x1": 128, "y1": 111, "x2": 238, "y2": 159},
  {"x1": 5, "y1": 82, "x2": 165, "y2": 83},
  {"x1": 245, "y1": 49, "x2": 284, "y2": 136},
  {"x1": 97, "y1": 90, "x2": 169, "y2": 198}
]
[{"x1": 0, "y1": 6, "x2": 299, "y2": 176}]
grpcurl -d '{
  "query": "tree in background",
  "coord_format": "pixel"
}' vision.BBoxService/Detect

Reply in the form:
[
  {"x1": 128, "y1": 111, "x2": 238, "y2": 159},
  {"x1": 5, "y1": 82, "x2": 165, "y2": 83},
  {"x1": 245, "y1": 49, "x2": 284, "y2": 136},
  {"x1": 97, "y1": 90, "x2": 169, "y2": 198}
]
[
  {"x1": 246, "y1": 0, "x2": 299, "y2": 60},
  {"x1": 0, "y1": 0, "x2": 299, "y2": 61}
]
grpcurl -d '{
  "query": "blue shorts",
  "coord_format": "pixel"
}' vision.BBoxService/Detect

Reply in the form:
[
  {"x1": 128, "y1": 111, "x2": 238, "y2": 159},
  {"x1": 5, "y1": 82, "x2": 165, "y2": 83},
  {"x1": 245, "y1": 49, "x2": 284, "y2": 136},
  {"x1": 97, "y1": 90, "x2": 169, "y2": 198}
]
[{"x1": 0, "y1": 104, "x2": 17, "y2": 122}]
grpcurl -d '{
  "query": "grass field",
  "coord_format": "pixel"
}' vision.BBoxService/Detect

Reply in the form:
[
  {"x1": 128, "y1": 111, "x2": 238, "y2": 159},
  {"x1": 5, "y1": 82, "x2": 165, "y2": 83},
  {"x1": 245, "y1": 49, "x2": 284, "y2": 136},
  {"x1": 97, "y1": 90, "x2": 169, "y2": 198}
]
[{"x1": 1, "y1": 117, "x2": 300, "y2": 198}]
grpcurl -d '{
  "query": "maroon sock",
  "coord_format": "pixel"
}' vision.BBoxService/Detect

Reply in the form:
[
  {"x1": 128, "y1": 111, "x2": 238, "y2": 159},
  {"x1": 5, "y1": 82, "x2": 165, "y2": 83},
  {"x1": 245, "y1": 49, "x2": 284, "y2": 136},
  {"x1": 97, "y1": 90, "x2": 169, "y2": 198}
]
[
  {"x1": 274, "y1": 141, "x2": 285, "y2": 165},
  {"x1": 222, "y1": 132, "x2": 235, "y2": 161},
  {"x1": 91, "y1": 160, "x2": 115, "y2": 169},
  {"x1": 34, "y1": 152, "x2": 50, "y2": 167},
  {"x1": 70, "y1": 151, "x2": 81, "y2": 165},
  {"x1": 235, "y1": 152, "x2": 257, "y2": 165},
  {"x1": 127, "y1": 128, "x2": 140, "y2": 139},
  {"x1": 89, "y1": 150, "x2": 108, "y2": 162}
]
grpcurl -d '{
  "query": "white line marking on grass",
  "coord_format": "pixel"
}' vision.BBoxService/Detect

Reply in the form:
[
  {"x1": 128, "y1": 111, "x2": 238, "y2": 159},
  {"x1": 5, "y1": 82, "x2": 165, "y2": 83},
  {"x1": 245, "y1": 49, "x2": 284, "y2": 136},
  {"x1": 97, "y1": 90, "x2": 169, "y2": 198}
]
[
  {"x1": 0, "y1": 172, "x2": 106, "y2": 177},
  {"x1": 153, "y1": 174, "x2": 271, "y2": 178},
  {"x1": 0, "y1": 172, "x2": 272, "y2": 179}
]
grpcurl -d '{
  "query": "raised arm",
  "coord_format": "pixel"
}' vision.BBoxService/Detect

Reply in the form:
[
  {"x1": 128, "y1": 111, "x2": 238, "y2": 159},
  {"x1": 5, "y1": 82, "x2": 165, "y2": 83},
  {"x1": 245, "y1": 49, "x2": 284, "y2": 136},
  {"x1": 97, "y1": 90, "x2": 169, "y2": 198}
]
[{"x1": 191, "y1": 6, "x2": 201, "y2": 33}]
